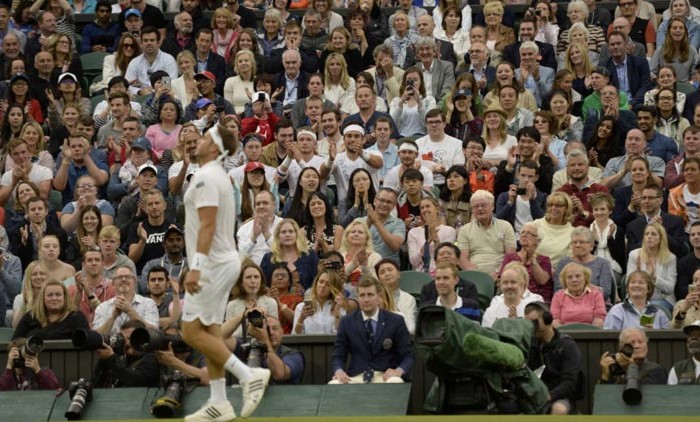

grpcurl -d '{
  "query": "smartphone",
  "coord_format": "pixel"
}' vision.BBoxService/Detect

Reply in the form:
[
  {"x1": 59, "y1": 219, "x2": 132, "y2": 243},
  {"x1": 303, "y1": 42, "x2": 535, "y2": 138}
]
[
  {"x1": 304, "y1": 300, "x2": 313, "y2": 310},
  {"x1": 162, "y1": 76, "x2": 171, "y2": 87},
  {"x1": 640, "y1": 313, "x2": 655, "y2": 326},
  {"x1": 690, "y1": 284, "x2": 697, "y2": 294},
  {"x1": 328, "y1": 261, "x2": 343, "y2": 270}
]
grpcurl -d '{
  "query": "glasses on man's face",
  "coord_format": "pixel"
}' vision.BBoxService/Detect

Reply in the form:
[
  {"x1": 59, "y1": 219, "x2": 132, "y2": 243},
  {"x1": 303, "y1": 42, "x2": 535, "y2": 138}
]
[
  {"x1": 619, "y1": 2, "x2": 635, "y2": 7},
  {"x1": 426, "y1": 120, "x2": 443, "y2": 126},
  {"x1": 114, "y1": 275, "x2": 134, "y2": 282},
  {"x1": 77, "y1": 184, "x2": 95, "y2": 189}
]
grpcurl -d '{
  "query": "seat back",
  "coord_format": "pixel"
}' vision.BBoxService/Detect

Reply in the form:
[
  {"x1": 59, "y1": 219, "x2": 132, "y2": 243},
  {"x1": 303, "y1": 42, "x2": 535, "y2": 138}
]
[
  {"x1": 400, "y1": 271, "x2": 433, "y2": 299},
  {"x1": 459, "y1": 270, "x2": 495, "y2": 310}
]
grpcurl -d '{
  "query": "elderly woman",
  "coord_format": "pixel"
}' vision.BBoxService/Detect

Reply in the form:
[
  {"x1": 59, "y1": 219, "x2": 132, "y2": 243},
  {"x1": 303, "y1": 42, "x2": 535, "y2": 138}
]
[
  {"x1": 375, "y1": 259, "x2": 416, "y2": 334},
  {"x1": 499, "y1": 222, "x2": 553, "y2": 304},
  {"x1": 483, "y1": 1, "x2": 515, "y2": 53},
  {"x1": 482, "y1": 262, "x2": 544, "y2": 328},
  {"x1": 533, "y1": 192, "x2": 575, "y2": 270},
  {"x1": 604, "y1": 270, "x2": 671, "y2": 329},
  {"x1": 554, "y1": 227, "x2": 614, "y2": 304},
  {"x1": 557, "y1": 1, "x2": 606, "y2": 57},
  {"x1": 627, "y1": 222, "x2": 677, "y2": 313},
  {"x1": 12, "y1": 280, "x2": 89, "y2": 340},
  {"x1": 383, "y1": 12, "x2": 420, "y2": 69},
  {"x1": 292, "y1": 269, "x2": 347, "y2": 334},
  {"x1": 407, "y1": 197, "x2": 457, "y2": 275},
  {"x1": 672, "y1": 268, "x2": 700, "y2": 328},
  {"x1": 550, "y1": 262, "x2": 607, "y2": 327},
  {"x1": 211, "y1": 7, "x2": 239, "y2": 63}
]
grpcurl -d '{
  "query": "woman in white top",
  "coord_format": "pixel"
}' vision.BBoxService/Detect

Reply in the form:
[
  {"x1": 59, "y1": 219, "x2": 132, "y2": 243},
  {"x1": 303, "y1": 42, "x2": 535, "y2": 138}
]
[
  {"x1": 89, "y1": 33, "x2": 141, "y2": 95},
  {"x1": 644, "y1": 65, "x2": 687, "y2": 114},
  {"x1": 171, "y1": 50, "x2": 199, "y2": 110},
  {"x1": 433, "y1": 0, "x2": 472, "y2": 34},
  {"x1": 626, "y1": 222, "x2": 677, "y2": 313},
  {"x1": 433, "y1": 6, "x2": 470, "y2": 67},
  {"x1": 323, "y1": 52, "x2": 355, "y2": 107},
  {"x1": 530, "y1": 0, "x2": 559, "y2": 50},
  {"x1": 224, "y1": 259, "x2": 279, "y2": 338},
  {"x1": 12, "y1": 261, "x2": 49, "y2": 329},
  {"x1": 482, "y1": 261, "x2": 544, "y2": 328},
  {"x1": 389, "y1": 67, "x2": 436, "y2": 137},
  {"x1": 407, "y1": 197, "x2": 457, "y2": 275},
  {"x1": 340, "y1": 220, "x2": 383, "y2": 288},
  {"x1": 224, "y1": 50, "x2": 257, "y2": 114},
  {"x1": 375, "y1": 259, "x2": 416, "y2": 334},
  {"x1": 481, "y1": 102, "x2": 517, "y2": 168},
  {"x1": 292, "y1": 269, "x2": 347, "y2": 334}
]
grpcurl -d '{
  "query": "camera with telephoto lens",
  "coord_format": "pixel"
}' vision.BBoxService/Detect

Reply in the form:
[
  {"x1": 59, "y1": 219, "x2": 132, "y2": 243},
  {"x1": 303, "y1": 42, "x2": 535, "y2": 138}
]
[
  {"x1": 13, "y1": 335, "x2": 44, "y2": 369},
  {"x1": 622, "y1": 363, "x2": 642, "y2": 405},
  {"x1": 72, "y1": 329, "x2": 125, "y2": 354},
  {"x1": 609, "y1": 343, "x2": 634, "y2": 376},
  {"x1": 65, "y1": 378, "x2": 93, "y2": 420},
  {"x1": 152, "y1": 370, "x2": 187, "y2": 418},
  {"x1": 130, "y1": 328, "x2": 191, "y2": 353}
]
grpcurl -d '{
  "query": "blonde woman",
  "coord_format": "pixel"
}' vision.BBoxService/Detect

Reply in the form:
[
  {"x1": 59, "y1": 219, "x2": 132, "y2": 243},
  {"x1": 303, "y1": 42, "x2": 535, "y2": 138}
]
[
  {"x1": 559, "y1": 23, "x2": 599, "y2": 69},
  {"x1": 482, "y1": 261, "x2": 544, "y2": 328},
  {"x1": 339, "y1": 220, "x2": 382, "y2": 287},
  {"x1": 224, "y1": 50, "x2": 257, "y2": 114},
  {"x1": 481, "y1": 102, "x2": 517, "y2": 167},
  {"x1": 4, "y1": 121, "x2": 53, "y2": 171},
  {"x1": 323, "y1": 52, "x2": 356, "y2": 107},
  {"x1": 12, "y1": 261, "x2": 49, "y2": 329},
  {"x1": 483, "y1": 1, "x2": 515, "y2": 53},
  {"x1": 292, "y1": 269, "x2": 347, "y2": 334},
  {"x1": 320, "y1": 26, "x2": 364, "y2": 78},
  {"x1": 533, "y1": 192, "x2": 575, "y2": 269},
  {"x1": 260, "y1": 219, "x2": 320, "y2": 291},
  {"x1": 47, "y1": 32, "x2": 83, "y2": 80},
  {"x1": 627, "y1": 222, "x2": 677, "y2": 313},
  {"x1": 550, "y1": 262, "x2": 606, "y2": 327},
  {"x1": 171, "y1": 50, "x2": 198, "y2": 108},
  {"x1": 564, "y1": 41, "x2": 594, "y2": 98},
  {"x1": 211, "y1": 7, "x2": 239, "y2": 63},
  {"x1": 383, "y1": 11, "x2": 420, "y2": 69}
]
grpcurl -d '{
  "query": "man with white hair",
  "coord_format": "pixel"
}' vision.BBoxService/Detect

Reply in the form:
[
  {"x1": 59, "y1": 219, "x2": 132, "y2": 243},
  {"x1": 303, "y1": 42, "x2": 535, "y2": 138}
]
[
  {"x1": 515, "y1": 41, "x2": 554, "y2": 108},
  {"x1": 319, "y1": 124, "x2": 383, "y2": 218},
  {"x1": 160, "y1": 11, "x2": 195, "y2": 58},
  {"x1": 456, "y1": 189, "x2": 516, "y2": 279},
  {"x1": 274, "y1": 49, "x2": 309, "y2": 110},
  {"x1": 601, "y1": 128, "x2": 665, "y2": 189},
  {"x1": 415, "y1": 37, "x2": 455, "y2": 100}
]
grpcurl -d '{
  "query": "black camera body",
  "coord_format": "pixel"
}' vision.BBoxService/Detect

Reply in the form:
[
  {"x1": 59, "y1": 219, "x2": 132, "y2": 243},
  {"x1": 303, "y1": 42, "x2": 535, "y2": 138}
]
[
  {"x1": 130, "y1": 327, "x2": 191, "y2": 353},
  {"x1": 609, "y1": 343, "x2": 634, "y2": 376},
  {"x1": 247, "y1": 310, "x2": 265, "y2": 329},
  {"x1": 13, "y1": 335, "x2": 44, "y2": 369},
  {"x1": 65, "y1": 379, "x2": 93, "y2": 420},
  {"x1": 72, "y1": 329, "x2": 125, "y2": 354},
  {"x1": 516, "y1": 187, "x2": 527, "y2": 196},
  {"x1": 623, "y1": 363, "x2": 642, "y2": 405},
  {"x1": 152, "y1": 370, "x2": 186, "y2": 418}
]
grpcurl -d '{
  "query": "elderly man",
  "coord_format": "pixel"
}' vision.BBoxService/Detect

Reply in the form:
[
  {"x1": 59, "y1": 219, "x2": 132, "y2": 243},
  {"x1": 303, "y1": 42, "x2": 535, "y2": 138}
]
[
  {"x1": 301, "y1": 9, "x2": 328, "y2": 55},
  {"x1": 92, "y1": 266, "x2": 159, "y2": 335},
  {"x1": 599, "y1": 327, "x2": 667, "y2": 384},
  {"x1": 502, "y1": 17, "x2": 556, "y2": 71},
  {"x1": 268, "y1": 21, "x2": 319, "y2": 75},
  {"x1": 0, "y1": 5, "x2": 24, "y2": 55},
  {"x1": 160, "y1": 11, "x2": 195, "y2": 58},
  {"x1": 237, "y1": 191, "x2": 283, "y2": 265},
  {"x1": 124, "y1": 26, "x2": 178, "y2": 97},
  {"x1": 668, "y1": 320, "x2": 700, "y2": 384},
  {"x1": 273, "y1": 49, "x2": 309, "y2": 110},
  {"x1": 243, "y1": 315, "x2": 305, "y2": 385},
  {"x1": 357, "y1": 188, "x2": 405, "y2": 265},
  {"x1": 603, "y1": 31, "x2": 652, "y2": 107},
  {"x1": 599, "y1": 17, "x2": 647, "y2": 63},
  {"x1": 525, "y1": 302, "x2": 582, "y2": 415},
  {"x1": 415, "y1": 15, "x2": 457, "y2": 67},
  {"x1": 0, "y1": 32, "x2": 24, "y2": 79},
  {"x1": 515, "y1": 41, "x2": 554, "y2": 108},
  {"x1": 457, "y1": 189, "x2": 517, "y2": 279},
  {"x1": 366, "y1": 45, "x2": 405, "y2": 109},
  {"x1": 415, "y1": 37, "x2": 454, "y2": 100},
  {"x1": 557, "y1": 150, "x2": 609, "y2": 227},
  {"x1": 415, "y1": 109, "x2": 466, "y2": 187},
  {"x1": 467, "y1": 41, "x2": 496, "y2": 96},
  {"x1": 330, "y1": 277, "x2": 414, "y2": 384},
  {"x1": 601, "y1": 129, "x2": 665, "y2": 189}
]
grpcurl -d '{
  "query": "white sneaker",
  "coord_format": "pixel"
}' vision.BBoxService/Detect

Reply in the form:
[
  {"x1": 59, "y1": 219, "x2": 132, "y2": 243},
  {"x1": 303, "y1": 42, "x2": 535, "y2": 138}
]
[
  {"x1": 184, "y1": 401, "x2": 236, "y2": 422},
  {"x1": 239, "y1": 368, "x2": 271, "y2": 417}
]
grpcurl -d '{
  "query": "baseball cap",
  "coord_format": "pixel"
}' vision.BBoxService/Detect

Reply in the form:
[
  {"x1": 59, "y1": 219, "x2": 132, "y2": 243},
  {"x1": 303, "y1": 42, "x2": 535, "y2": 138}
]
[
  {"x1": 138, "y1": 163, "x2": 157, "y2": 175},
  {"x1": 10, "y1": 73, "x2": 29, "y2": 84},
  {"x1": 194, "y1": 71, "x2": 216, "y2": 83},
  {"x1": 125, "y1": 8, "x2": 142, "y2": 19},
  {"x1": 164, "y1": 225, "x2": 184, "y2": 239},
  {"x1": 245, "y1": 161, "x2": 265, "y2": 173},
  {"x1": 453, "y1": 88, "x2": 472, "y2": 101},
  {"x1": 196, "y1": 98, "x2": 214, "y2": 110},
  {"x1": 131, "y1": 137, "x2": 152, "y2": 152},
  {"x1": 58, "y1": 72, "x2": 78, "y2": 84},
  {"x1": 683, "y1": 320, "x2": 700, "y2": 335}
]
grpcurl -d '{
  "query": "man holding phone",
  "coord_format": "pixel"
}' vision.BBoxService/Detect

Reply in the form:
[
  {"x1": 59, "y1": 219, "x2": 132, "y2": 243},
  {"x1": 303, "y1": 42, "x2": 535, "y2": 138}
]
[
  {"x1": 494, "y1": 127, "x2": 554, "y2": 197},
  {"x1": 495, "y1": 159, "x2": 546, "y2": 233}
]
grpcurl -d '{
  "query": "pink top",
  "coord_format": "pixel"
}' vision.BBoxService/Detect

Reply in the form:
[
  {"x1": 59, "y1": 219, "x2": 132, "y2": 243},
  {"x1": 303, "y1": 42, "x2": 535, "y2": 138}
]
[
  {"x1": 145, "y1": 124, "x2": 182, "y2": 159},
  {"x1": 550, "y1": 287, "x2": 607, "y2": 326}
]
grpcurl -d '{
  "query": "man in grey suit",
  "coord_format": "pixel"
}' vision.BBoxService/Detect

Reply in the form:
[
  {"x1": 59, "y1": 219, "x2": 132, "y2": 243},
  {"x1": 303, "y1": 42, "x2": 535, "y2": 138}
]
[
  {"x1": 415, "y1": 37, "x2": 455, "y2": 101},
  {"x1": 515, "y1": 41, "x2": 554, "y2": 108}
]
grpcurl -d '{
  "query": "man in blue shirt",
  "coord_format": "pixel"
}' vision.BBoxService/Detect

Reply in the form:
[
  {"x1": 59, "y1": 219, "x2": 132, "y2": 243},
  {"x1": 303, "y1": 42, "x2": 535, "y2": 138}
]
[
  {"x1": 246, "y1": 316, "x2": 305, "y2": 385},
  {"x1": 80, "y1": 1, "x2": 120, "y2": 54},
  {"x1": 636, "y1": 105, "x2": 679, "y2": 162}
]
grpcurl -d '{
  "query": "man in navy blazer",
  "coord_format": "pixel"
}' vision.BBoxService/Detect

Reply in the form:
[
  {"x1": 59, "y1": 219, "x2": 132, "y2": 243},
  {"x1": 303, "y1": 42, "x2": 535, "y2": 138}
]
[
  {"x1": 189, "y1": 28, "x2": 227, "y2": 95},
  {"x1": 330, "y1": 277, "x2": 414, "y2": 384},
  {"x1": 626, "y1": 186, "x2": 688, "y2": 258},
  {"x1": 273, "y1": 49, "x2": 310, "y2": 110},
  {"x1": 502, "y1": 17, "x2": 557, "y2": 71},
  {"x1": 604, "y1": 31, "x2": 652, "y2": 107}
]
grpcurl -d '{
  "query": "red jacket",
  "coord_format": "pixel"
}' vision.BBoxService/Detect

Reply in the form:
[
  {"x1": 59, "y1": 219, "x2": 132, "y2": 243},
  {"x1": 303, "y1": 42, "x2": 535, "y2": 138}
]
[
  {"x1": 557, "y1": 181, "x2": 609, "y2": 227},
  {"x1": 241, "y1": 113, "x2": 281, "y2": 146}
]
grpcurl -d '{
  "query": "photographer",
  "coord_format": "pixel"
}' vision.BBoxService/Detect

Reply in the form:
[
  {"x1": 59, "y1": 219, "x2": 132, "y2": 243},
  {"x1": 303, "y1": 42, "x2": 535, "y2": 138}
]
[
  {"x1": 599, "y1": 327, "x2": 667, "y2": 385},
  {"x1": 155, "y1": 324, "x2": 209, "y2": 386},
  {"x1": 0, "y1": 338, "x2": 59, "y2": 391},
  {"x1": 232, "y1": 315, "x2": 304, "y2": 385},
  {"x1": 92, "y1": 320, "x2": 160, "y2": 388}
]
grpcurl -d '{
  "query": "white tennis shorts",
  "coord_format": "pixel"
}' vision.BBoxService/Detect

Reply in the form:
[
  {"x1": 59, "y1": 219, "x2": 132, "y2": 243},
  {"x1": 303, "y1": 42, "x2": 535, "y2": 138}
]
[{"x1": 182, "y1": 256, "x2": 241, "y2": 326}]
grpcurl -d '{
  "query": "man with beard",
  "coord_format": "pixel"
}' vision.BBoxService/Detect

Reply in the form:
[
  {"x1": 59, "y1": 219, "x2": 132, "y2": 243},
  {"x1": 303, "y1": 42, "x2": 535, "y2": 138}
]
[
  {"x1": 668, "y1": 320, "x2": 700, "y2": 384},
  {"x1": 161, "y1": 12, "x2": 195, "y2": 58},
  {"x1": 636, "y1": 105, "x2": 678, "y2": 162},
  {"x1": 557, "y1": 150, "x2": 609, "y2": 227},
  {"x1": 140, "y1": 226, "x2": 187, "y2": 296},
  {"x1": 80, "y1": 1, "x2": 120, "y2": 53}
]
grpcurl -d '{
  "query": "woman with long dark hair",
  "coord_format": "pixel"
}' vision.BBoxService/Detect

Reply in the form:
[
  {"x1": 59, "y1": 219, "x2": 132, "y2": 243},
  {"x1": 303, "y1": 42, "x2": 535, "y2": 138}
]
[
  {"x1": 282, "y1": 166, "x2": 321, "y2": 227},
  {"x1": 0, "y1": 103, "x2": 26, "y2": 151},
  {"x1": 145, "y1": 99, "x2": 183, "y2": 160},
  {"x1": 340, "y1": 168, "x2": 377, "y2": 227},
  {"x1": 91, "y1": 33, "x2": 141, "y2": 95},
  {"x1": 650, "y1": 17, "x2": 698, "y2": 82},
  {"x1": 4, "y1": 74, "x2": 41, "y2": 123},
  {"x1": 439, "y1": 165, "x2": 471, "y2": 228},
  {"x1": 65, "y1": 205, "x2": 103, "y2": 271},
  {"x1": 301, "y1": 191, "x2": 343, "y2": 255},
  {"x1": 655, "y1": 87, "x2": 691, "y2": 145}
]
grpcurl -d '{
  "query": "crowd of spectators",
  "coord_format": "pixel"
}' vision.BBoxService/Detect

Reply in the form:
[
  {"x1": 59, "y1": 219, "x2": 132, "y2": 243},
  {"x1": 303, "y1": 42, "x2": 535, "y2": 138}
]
[{"x1": 0, "y1": 0, "x2": 700, "y2": 415}]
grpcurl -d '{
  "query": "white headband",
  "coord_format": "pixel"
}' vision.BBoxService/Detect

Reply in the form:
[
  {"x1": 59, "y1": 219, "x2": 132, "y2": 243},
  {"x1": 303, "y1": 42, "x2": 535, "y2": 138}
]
[
  {"x1": 297, "y1": 129, "x2": 317, "y2": 141},
  {"x1": 208, "y1": 125, "x2": 227, "y2": 156},
  {"x1": 398, "y1": 142, "x2": 418, "y2": 153},
  {"x1": 343, "y1": 124, "x2": 365, "y2": 136}
]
